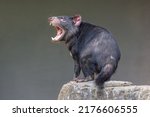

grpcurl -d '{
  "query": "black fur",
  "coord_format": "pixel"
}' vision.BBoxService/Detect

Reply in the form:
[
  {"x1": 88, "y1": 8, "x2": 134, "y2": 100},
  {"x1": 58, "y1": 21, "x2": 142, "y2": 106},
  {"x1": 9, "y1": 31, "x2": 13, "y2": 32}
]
[{"x1": 49, "y1": 15, "x2": 121, "y2": 87}]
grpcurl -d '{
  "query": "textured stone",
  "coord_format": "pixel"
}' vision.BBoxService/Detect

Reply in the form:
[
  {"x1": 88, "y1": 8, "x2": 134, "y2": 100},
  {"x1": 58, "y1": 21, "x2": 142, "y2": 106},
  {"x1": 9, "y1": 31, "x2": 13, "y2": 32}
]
[{"x1": 58, "y1": 80, "x2": 150, "y2": 100}]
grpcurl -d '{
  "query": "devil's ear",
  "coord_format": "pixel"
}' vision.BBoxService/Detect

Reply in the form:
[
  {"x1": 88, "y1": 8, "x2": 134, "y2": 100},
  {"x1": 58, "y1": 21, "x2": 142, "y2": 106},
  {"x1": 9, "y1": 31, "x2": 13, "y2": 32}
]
[{"x1": 73, "y1": 15, "x2": 82, "y2": 26}]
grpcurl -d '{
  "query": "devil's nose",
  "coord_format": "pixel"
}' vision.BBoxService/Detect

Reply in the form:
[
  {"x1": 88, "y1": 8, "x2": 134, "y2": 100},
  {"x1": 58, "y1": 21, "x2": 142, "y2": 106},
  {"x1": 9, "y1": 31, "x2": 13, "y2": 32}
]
[
  {"x1": 48, "y1": 17, "x2": 53, "y2": 22},
  {"x1": 48, "y1": 17, "x2": 57, "y2": 22}
]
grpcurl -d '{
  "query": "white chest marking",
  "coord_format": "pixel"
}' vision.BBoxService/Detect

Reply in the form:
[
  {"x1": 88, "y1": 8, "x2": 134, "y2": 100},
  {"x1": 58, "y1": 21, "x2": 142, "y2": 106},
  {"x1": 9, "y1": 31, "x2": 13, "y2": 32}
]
[{"x1": 70, "y1": 52, "x2": 72, "y2": 57}]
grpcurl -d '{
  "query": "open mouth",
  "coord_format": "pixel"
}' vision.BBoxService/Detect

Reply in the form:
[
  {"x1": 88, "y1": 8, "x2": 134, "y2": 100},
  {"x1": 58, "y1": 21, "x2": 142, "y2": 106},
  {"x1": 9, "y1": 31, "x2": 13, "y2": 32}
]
[{"x1": 49, "y1": 23, "x2": 65, "y2": 42}]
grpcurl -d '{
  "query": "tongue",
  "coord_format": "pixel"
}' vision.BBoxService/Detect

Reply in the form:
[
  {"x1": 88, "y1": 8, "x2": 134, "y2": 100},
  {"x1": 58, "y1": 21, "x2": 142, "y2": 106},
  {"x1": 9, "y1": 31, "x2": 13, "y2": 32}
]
[{"x1": 56, "y1": 26, "x2": 62, "y2": 36}]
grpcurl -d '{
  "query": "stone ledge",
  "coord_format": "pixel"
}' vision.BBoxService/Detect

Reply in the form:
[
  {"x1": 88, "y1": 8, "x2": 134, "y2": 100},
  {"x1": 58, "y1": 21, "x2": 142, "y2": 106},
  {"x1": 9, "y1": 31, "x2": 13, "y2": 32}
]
[{"x1": 58, "y1": 81, "x2": 150, "y2": 100}]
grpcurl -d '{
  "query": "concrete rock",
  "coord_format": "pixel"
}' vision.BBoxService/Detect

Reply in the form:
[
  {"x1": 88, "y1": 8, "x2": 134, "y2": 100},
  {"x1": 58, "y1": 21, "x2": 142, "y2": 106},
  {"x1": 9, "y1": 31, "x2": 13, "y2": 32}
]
[{"x1": 58, "y1": 81, "x2": 150, "y2": 100}]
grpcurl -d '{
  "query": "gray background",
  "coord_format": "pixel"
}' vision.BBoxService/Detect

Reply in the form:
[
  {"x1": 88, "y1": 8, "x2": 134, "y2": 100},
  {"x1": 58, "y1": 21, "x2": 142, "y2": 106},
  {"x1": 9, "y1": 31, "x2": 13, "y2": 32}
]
[{"x1": 0, "y1": 0, "x2": 150, "y2": 99}]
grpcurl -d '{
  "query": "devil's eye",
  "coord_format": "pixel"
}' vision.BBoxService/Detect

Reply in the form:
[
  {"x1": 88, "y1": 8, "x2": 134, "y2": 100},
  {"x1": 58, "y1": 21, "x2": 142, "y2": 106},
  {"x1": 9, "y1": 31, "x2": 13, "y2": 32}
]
[
  {"x1": 60, "y1": 17, "x2": 66, "y2": 22},
  {"x1": 60, "y1": 17, "x2": 64, "y2": 19}
]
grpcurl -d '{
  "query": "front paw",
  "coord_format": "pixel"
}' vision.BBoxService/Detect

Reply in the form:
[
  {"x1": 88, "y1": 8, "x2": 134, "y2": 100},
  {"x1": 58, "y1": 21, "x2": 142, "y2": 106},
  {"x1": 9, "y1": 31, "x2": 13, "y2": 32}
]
[
  {"x1": 72, "y1": 76, "x2": 94, "y2": 82},
  {"x1": 73, "y1": 76, "x2": 85, "y2": 82}
]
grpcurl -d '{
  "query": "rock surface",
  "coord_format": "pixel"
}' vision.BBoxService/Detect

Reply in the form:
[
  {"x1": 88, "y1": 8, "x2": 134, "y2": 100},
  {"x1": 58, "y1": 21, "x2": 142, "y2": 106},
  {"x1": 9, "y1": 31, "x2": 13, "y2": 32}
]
[{"x1": 58, "y1": 81, "x2": 150, "y2": 100}]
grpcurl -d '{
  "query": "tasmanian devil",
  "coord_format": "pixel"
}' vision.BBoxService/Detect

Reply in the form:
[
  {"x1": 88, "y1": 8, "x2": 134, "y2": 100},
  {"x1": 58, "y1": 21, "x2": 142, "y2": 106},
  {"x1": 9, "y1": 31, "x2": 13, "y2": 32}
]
[{"x1": 48, "y1": 15, "x2": 121, "y2": 87}]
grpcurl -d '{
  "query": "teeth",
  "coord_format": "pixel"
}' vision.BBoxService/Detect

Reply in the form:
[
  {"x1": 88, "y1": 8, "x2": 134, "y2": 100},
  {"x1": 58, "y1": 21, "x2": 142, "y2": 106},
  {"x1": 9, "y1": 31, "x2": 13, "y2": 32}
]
[
  {"x1": 51, "y1": 37, "x2": 55, "y2": 40},
  {"x1": 49, "y1": 22, "x2": 52, "y2": 26}
]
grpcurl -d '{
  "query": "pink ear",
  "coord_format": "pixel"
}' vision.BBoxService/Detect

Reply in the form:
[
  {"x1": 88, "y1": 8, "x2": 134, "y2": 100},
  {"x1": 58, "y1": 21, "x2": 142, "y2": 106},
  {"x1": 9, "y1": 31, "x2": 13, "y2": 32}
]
[{"x1": 73, "y1": 15, "x2": 82, "y2": 26}]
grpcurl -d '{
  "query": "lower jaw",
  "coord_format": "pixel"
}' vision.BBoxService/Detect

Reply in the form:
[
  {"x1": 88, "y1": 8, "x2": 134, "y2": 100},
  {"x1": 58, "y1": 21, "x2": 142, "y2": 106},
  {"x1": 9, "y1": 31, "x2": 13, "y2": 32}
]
[
  {"x1": 51, "y1": 37, "x2": 64, "y2": 42},
  {"x1": 52, "y1": 34, "x2": 66, "y2": 42}
]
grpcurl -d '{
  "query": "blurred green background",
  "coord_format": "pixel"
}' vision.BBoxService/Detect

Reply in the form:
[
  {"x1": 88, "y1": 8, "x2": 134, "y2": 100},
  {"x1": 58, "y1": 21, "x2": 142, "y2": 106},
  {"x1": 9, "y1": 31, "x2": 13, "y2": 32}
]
[{"x1": 0, "y1": 0, "x2": 150, "y2": 99}]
